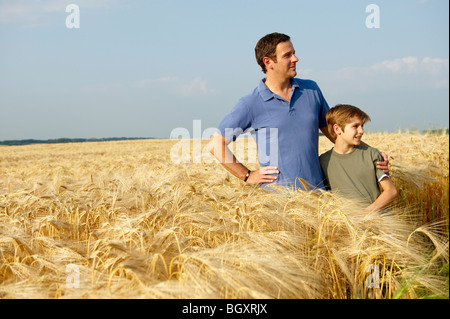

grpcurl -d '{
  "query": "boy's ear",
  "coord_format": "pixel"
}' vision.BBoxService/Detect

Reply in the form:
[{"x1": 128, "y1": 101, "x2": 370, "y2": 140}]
[{"x1": 333, "y1": 124, "x2": 342, "y2": 135}]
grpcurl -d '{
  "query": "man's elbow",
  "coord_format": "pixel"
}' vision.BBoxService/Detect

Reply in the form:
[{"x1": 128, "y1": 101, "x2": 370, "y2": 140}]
[
  {"x1": 208, "y1": 140, "x2": 216, "y2": 156},
  {"x1": 208, "y1": 133, "x2": 227, "y2": 157}
]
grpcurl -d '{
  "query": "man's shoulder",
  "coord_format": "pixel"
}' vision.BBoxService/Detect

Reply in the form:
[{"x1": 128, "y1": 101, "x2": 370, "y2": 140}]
[
  {"x1": 238, "y1": 83, "x2": 265, "y2": 107},
  {"x1": 242, "y1": 85, "x2": 261, "y2": 99},
  {"x1": 235, "y1": 88, "x2": 259, "y2": 111},
  {"x1": 238, "y1": 78, "x2": 322, "y2": 105},
  {"x1": 292, "y1": 78, "x2": 320, "y2": 90}
]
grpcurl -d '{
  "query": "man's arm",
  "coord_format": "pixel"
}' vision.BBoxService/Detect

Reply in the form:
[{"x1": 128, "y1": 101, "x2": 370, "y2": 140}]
[
  {"x1": 366, "y1": 177, "x2": 398, "y2": 212},
  {"x1": 374, "y1": 152, "x2": 389, "y2": 175},
  {"x1": 320, "y1": 126, "x2": 335, "y2": 144},
  {"x1": 208, "y1": 132, "x2": 279, "y2": 184}
]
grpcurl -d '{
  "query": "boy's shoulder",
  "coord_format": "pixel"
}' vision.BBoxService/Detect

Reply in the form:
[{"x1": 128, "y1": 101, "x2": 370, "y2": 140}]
[
  {"x1": 319, "y1": 148, "x2": 333, "y2": 156},
  {"x1": 355, "y1": 145, "x2": 383, "y2": 159},
  {"x1": 320, "y1": 146, "x2": 382, "y2": 163},
  {"x1": 319, "y1": 148, "x2": 333, "y2": 163}
]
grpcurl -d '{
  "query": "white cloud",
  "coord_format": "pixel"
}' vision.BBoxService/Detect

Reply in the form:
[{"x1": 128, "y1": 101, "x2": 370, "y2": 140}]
[
  {"x1": 371, "y1": 56, "x2": 418, "y2": 73},
  {"x1": 135, "y1": 76, "x2": 180, "y2": 89},
  {"x1": 178, "y1": 77, "x2": 215, "y2": 97},
  {"x1": 370, "y1": 56, "x2": 449, "y2": 75},
  {"x1": 421, "y1": 57, "x2": 450, "y2": 75},
  {"x1": 318, "y1": 56, "x2": 448, "y2": 92},
  {"x1": 313, "y1": 55, "x2": 449, "y2": 99}
]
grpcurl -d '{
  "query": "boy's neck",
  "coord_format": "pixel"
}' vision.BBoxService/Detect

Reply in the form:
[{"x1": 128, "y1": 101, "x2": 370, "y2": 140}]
[{"x1": 333, "y1": 139, "x2": 355, "y2": 154}]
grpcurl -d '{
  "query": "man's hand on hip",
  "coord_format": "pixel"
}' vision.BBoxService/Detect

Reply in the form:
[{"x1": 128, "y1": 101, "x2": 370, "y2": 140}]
[{"x1": 246, "y1": 166, "x2": 279, "y2": 184}]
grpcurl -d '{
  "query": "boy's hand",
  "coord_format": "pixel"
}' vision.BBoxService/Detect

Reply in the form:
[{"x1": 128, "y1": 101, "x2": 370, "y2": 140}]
[
  {"x1": 246, "y1": 166, "x2": 279, "y2": 184},
  {"x1": 376, "y1": 152, "x2": 390, "y2": 176}
]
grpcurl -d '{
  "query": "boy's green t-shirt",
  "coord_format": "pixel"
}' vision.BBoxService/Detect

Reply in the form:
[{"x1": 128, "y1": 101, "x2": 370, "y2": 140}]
[{"x1": 319, "y1": 145, "x2": 386, "y2": 205}]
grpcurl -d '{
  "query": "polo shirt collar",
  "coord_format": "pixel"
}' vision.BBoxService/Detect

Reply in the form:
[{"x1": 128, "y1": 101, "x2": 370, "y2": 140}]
[{"x1": 258, "y1": 78, "x2": 300, "y2": 102}]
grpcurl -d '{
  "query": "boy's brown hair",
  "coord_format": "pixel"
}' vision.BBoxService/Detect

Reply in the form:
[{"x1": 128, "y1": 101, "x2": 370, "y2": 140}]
[
  {"x1": 326, "y1": 104, "x2": 371, "y2": 140},
  {"x1": 255, "y1": 32, "x2": 291, "y2": 73}
]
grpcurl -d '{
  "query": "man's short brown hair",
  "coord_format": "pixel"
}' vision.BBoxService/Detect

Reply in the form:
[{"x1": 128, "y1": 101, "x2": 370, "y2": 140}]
[
  {"x1": 326, "y1": 104, "x2": 371, "y2": 140},
  {"x1": 255, "y1": 32, "x2": 291, "y2": 73}
]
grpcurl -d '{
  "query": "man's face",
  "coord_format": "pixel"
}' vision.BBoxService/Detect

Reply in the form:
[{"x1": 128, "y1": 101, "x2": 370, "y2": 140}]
[{"x1": 270, "y1": 41, "x2": 299, "y2": 79}]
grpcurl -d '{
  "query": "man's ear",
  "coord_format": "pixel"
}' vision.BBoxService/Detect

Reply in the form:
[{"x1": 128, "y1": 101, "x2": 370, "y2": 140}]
[{"x1": 263, "y1": 57, "x2": 273, "y2": 70}]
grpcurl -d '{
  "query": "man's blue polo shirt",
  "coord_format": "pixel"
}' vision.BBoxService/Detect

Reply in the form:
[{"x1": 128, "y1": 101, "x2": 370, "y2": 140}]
[{"x1": 217, "y1": 78, "x2": 329, "y2": 190}]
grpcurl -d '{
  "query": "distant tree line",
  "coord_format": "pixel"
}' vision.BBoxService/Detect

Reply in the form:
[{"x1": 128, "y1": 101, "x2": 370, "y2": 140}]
[
  {"x1": 0, "y1": 137, "x2": 154, "y2": 146},
  {"x1": 1, "y1": 129, "x2": 447, "y2": 146},
  {"x1": 422, "y1": 128, "x2": 449, "y2": 135}
]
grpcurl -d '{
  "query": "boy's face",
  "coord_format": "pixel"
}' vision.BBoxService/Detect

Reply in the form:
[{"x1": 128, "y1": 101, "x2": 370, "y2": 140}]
[{"x1": 335, "y1": 117, "x2": 365, "y2": 146}]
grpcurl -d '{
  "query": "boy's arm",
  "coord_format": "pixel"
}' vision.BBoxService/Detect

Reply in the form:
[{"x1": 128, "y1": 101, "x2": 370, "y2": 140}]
[{"x1": 366, "y1": 177, "x2": 398, "y2": 212}]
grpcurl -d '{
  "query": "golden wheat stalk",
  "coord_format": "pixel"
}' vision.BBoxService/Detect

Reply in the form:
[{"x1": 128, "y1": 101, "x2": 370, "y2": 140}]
[{"x1": 0, "y1": 134, "x2": 448, "y2": 298}]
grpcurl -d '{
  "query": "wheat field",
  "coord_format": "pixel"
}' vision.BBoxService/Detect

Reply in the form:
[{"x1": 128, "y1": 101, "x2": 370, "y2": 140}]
[{"x1": 0, "y1": 132, "x2": 448, "y2": 299}]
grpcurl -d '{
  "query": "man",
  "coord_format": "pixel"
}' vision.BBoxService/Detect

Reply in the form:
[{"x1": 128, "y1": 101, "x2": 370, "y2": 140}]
[{"x1": 209, "y1": 32, "x2": 388, "y2": 190}]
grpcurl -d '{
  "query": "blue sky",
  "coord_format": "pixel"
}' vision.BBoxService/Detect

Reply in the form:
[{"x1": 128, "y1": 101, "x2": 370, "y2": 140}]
[{"x1": 0, "y1": 0, "x2": 448, "y2": 140}]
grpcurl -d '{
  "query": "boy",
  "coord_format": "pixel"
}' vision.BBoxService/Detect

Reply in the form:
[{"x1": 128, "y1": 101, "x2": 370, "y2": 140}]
[{"x1": 319, "y1": 104, "x2": 397, "y2": 212}]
